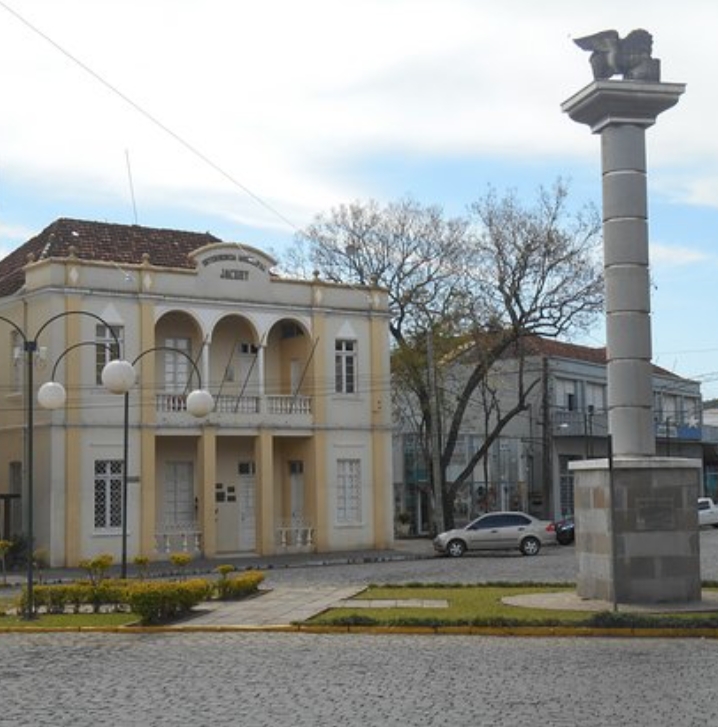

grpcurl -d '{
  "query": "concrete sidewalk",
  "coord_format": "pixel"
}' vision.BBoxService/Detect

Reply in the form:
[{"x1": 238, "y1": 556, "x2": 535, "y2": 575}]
[
  {"x1": 3, "y1": 537, "x2": 435, "y2": 588},
  {"x1": 3, "y1": 539, "x2": 435, "y2": 629},
  {"x1": 183, "y1": 585, "x2": 366, "y2": 628}
]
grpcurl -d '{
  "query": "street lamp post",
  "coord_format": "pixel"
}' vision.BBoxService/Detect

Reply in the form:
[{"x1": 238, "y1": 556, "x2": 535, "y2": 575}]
[
  {"x1": 109, "y1": 348, "x2": 213, "y2": 578},
  {"x1": 0, "y1": 311, "x2": 129, "y2": 618},
  {"x1": 42, "y1": 346, "x2": 213, "y2": 579}
]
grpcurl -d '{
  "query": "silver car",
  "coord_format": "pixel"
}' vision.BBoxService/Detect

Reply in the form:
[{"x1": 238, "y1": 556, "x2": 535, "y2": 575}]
[{"x1": 433, "y1": 511, "x2": 557, "y2": 557}]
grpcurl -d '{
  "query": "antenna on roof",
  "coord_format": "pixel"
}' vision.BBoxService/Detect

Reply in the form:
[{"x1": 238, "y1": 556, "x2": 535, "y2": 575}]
[{"x1": 125, "y1": 149, "x2": 139, "y2": 225}]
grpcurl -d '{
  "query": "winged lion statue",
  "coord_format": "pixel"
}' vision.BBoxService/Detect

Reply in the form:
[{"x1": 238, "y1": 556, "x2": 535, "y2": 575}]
[{"x1": 573, "y1": 29, "x2": 661, "y2": 82}]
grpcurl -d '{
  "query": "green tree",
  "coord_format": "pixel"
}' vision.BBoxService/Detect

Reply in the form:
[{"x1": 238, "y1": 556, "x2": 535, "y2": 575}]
[{"x1": 292, "y1": 181, "x2": 603, "y2": 529}]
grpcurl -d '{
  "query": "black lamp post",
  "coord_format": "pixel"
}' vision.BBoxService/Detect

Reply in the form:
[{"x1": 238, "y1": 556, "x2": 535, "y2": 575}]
[
  {"x1": 0, "y1": 310, "x2": 127, "y2": 618},
  {"x1": 109, "y1": 347, "x2": 213, "y2": 578},
  {"x1": 42, "y1": 345, "x2": 213, "y2": 579}
]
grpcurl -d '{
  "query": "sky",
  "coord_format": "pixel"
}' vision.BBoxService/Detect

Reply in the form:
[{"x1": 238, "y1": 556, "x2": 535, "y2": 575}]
[{"x1": 1, "y1": 0, "x2": 718, "y2": 397}]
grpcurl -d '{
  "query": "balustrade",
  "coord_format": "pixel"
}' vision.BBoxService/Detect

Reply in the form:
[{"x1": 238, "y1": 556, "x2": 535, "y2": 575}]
[{"x1": 155, "y1": 522, "x2": 202, "y2": 554}]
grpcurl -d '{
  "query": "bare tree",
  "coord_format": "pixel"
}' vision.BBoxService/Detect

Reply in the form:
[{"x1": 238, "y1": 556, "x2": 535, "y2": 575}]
[{"x1": 289, "y1": 181, "x2": 603, "y2": 530}]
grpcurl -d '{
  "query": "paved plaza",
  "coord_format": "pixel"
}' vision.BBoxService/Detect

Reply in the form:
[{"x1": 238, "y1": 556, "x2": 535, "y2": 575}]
[{"x1": 4, "y1": 531, "x2": 718, "y2": 726}]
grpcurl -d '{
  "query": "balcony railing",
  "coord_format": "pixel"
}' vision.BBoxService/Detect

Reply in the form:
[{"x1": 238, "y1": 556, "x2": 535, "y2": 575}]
[
  {"x1": 155, "y1": 393, "x2": 312, "y2": 417},
  {"x1": 553, "y1": 409, "x2": 607, "y2": 437},
  {"x1": 266, "y1": 395, "x2": 312, "y2": 415},
  {"x1": 155, "y1": 521, "x2": 202, "y2": 554},
  {"x1": 213, "y1": 394, "x2": 260, "y2": 414},
  {"x1": 277, "y1": 519, "x2": 315, "y2": 552}
]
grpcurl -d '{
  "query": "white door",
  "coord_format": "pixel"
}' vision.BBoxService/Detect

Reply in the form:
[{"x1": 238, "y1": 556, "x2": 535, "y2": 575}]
[
  {"x1": 238, "y1": 461, "x2": 256, "y2": 551},
  {"x1": 215, "y1": 462, "x2": 256, "y2": 552},
  {"x1": 164, "y1": 462, "x2": 194, "y2": 526},
  {"x1": 216, "y1": 481, "x2": 240, "y2": 552}
]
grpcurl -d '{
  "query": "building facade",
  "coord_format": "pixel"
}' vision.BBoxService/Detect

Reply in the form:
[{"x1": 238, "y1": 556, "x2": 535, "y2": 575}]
[
  {"x1": 395, "y1": 338, "x2": 703, "y2": 532},
  {"x1": 0, "y1": 219, "x2": 393, "y2": 566}
]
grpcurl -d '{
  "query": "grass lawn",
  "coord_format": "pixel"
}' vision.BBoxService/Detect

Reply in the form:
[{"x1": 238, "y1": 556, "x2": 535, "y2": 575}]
[
  {"x1": 0, "y1": 612, "x2": 140, "y2": 629},
  {"x1": 307, "y1": 584, "x2": 718, "y2": 629}
]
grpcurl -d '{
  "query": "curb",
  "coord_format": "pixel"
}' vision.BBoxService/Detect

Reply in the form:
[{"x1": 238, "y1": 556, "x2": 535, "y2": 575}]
[{"x1": 2, "y1": 623, "x2": 718, "y2": 638}]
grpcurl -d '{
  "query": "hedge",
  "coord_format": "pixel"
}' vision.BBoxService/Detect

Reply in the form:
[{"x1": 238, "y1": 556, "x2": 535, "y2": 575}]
[
  {"x1": 125, "y1": 579, "x2": 214, "y2": 624},
  {"x1": 214, "y1": 570, "x2": 264, "y2": 601},
  {"x1": 19, "y1": 578, "x2": 214, "y2": 624}
]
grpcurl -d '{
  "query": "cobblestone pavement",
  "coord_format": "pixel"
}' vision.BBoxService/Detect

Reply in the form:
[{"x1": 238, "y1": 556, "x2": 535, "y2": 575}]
[
  {"x1": 1, "y1": 632, "x2": 718, "y2": 726},
  {"x1": 257, "y1": 526, "x2": 718, "y2": 589},
  {"x1": 4, "y1": 531, "x2": 718, "y2": 726}
]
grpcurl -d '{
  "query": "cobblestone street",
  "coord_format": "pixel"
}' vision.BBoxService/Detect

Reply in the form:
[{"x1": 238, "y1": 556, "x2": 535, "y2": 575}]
[
  {"x1": 2, "y1": 632, "x2": 718, "y2": 726},
  {"x1": 4, "y1": 530, "x2": 718, "y2": 726}
]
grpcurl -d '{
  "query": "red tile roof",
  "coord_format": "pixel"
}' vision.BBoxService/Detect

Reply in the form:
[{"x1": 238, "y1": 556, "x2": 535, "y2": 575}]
[
  {"x1": 522, "y1": 336, "x2": 608, "y2": 365},
  {"x1": 0, "y1": 218, "x2": 223, "y2": 296},
  {"x1": 520, "y1": 334, "x2": 678, "y2": 378}
]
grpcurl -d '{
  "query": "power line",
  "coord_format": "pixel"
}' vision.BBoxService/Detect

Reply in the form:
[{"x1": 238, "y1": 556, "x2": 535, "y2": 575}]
[{"x1": 0, "y1": 0, "x2": 300, "y2": 233}]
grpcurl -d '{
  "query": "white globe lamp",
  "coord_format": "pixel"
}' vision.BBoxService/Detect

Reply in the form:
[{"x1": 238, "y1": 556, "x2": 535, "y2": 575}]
[
  {"x1": 186, "y1": 389, "x2": 214, "y2": 418},
  {"x1": 101, "y1": 359, "x2": 136, "y2": 394},
  {"x1": 37, "y1": 381, "x2": 67, "y2": 410}
]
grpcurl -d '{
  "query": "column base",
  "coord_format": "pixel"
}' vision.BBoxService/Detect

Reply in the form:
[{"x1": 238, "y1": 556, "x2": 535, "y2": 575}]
[{"x1": 570, "y1": 456, "x2": 701, "y2": 604}]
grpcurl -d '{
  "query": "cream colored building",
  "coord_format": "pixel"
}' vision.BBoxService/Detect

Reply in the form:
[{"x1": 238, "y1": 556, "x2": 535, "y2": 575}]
[{"x1": 0, "y1": 219, "x2": 393, "y2": 566}]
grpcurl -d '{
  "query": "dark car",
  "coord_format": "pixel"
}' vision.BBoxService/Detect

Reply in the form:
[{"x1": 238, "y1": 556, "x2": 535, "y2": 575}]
[{"x1": 555, "y1": 516, "x2": 575, "y2": 545}]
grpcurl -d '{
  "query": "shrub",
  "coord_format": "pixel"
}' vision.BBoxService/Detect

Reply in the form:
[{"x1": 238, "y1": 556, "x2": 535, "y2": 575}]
[
  {"x1": 18, "y1": 578, "x2": 134, "y2": 615},
  {"x1": 215, "y1": 564, "x2": 236, "y2": 578},
  {"x1": 133, "y1": 556, "x2": 150, "y2": 580},
  {"x1": 169, "y1": 552, "x2": 192, "y2": 579},
  {"x1": 215, "y1": 570, "x2": 264, "y2": 601},
  {"x1": 126, "y1": 579, "x2": 212, "y2": 625},
  {"x1": 78, "y1": 554, "x2": 114, "y2": 586}
]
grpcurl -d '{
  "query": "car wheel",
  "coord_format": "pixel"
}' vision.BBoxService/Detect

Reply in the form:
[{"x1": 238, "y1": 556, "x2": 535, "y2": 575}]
[
  {"x1": 446, "y1": 539, "x2": 466, "y2": 557},
  {"x1": 520, "y1": 536, "x2": 541, "y2": 556}
]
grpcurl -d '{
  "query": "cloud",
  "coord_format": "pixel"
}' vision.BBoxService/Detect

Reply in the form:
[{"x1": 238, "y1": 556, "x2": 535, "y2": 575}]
[
  {"x1": 650, "y1": 243, "x2": 713, "y2": 266},
  {"x1": 1, "y1": 0, "x2": 718, "y2": 238}
]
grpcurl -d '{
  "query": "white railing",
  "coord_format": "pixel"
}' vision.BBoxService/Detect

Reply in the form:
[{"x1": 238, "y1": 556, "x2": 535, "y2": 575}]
[
  {"x1": 156, "y1": 393, "x2": 311, "y2": 416},
  {"x1": 213, "y1": 394, "x2": 260, "y2": 414},
  {"x1": 155, "y1": 521, "x2": 202, "y2": 554},
  {"x1": 267, "y1": 395, "x2": 312, "y2": 415},
  {"x1": 156, "y1": 393, "x2": 189, "y2": 412},
  {"x1": 277, "y1": 520, "x2": 315, "y2": 551}
]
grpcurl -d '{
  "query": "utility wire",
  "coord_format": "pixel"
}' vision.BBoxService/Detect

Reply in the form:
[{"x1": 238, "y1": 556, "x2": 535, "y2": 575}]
[{"x1": 0, "y1": 0, "x2": 300, "y2": 233}]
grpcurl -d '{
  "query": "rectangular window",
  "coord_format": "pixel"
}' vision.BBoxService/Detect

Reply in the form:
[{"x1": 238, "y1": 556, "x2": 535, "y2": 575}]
[
  {"x1": 96, "y1": 325, "x2": 123, "y2": 384},
  {"x1": 238, "y1": 461, "x2": 256, "y2": 476},
  {"x1": 335, "y1": 340, "x2": 357, "y2": 394},
  {"x1": 585, "y1": 382, "x2": 606, "y2": 412},
  {"x1": 164, "y1": 337, "x2": 191, "y2": 392},
  {"x1": 94, "y1": 459, "x2": 123, "y2": 529},
  {"x1": 336, "y1": 458, "x2": 361, "y2": 524},
  {"x1": 555, "y1": 378, "x2": 577, "y2": 411}
]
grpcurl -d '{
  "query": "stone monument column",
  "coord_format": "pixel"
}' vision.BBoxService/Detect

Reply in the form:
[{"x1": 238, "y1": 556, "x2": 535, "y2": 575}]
[
  {"x1": 563, "y1": 81, "x2": 683, "y2": 456},
  {"x1": 561, "y1": 30, "x2": 701, "y2": 604}
]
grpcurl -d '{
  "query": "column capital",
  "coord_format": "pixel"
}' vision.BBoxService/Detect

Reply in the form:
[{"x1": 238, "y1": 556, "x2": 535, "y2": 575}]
[{"x1": 562, "y1": 80, "x2": 685, "y2": 133}]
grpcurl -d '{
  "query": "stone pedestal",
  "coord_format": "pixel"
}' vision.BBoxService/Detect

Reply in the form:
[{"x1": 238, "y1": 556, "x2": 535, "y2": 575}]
[{"x1": 571, "y1": 457, "x2": 701, "y2": 604}]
